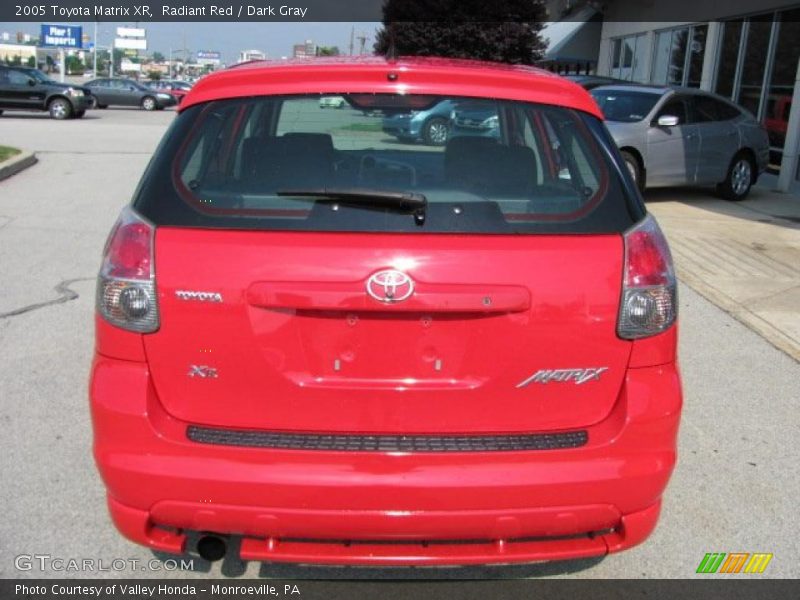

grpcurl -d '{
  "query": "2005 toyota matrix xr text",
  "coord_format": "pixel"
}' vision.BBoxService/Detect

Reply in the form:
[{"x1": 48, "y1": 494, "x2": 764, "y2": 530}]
[{"x1": 90, "y1": 57, "x2": 683, "y2": 566}]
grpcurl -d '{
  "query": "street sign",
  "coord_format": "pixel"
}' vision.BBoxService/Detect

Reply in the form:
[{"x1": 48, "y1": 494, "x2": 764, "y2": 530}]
[
  {"x1": 197, "y1": 51, "x2": 222, "y2": 66},
  {"x1": 120, "y1": 59, "x2": 142, "y2": 72},
  {"x1": 115, "y1": 38, "x2": 147, "y2": 50},
  {"x1": 40, "y1": 24, "x2": 82, "y2": 48},
  {"x1": 116, "y1": 27, "x2": 145, "y2": 38}
]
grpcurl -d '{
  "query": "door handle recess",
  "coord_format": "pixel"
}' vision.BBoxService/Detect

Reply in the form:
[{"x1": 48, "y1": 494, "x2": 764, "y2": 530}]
[{"x1": 247, "y1": 281, "x2": 531, "y2": 313}]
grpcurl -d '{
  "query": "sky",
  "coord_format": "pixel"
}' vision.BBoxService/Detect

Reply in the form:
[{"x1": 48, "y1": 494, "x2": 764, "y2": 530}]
[{"x1": 0, "y1": 22, "x2": 382, "y2": 64}]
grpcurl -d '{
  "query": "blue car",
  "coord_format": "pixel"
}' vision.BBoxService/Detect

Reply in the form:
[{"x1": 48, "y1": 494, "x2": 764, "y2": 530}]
[
  {"x1": 449, "y1": 101, "x2": 500, "y2": 140},
  {"x1": 381, "y1": 99, "x2": 454, "y2": 146}
]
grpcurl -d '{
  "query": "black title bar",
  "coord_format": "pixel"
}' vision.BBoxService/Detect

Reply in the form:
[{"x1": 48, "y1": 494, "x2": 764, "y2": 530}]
[{"x1": 2, "y1": 0, "x2": 797, "y2": 22}]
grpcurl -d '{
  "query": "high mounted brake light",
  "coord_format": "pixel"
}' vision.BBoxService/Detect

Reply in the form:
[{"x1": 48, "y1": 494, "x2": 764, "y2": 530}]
[
  {"x1": 617, "y1": 215, "x2": 677, "y2": 339},
  {"x1": 96, "y1": 206, "x2": 159, "y2": 333}
]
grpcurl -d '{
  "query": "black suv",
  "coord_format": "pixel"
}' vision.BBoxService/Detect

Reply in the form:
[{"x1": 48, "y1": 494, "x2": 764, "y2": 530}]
[{"x1": 0, "y1": 66, "x2": 92, "y2": 119}]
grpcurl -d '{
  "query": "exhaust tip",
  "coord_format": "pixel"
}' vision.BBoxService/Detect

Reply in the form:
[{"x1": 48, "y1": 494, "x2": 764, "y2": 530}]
[{"x1": 197, "y1": 535, "x2": 227, "y2": 562}]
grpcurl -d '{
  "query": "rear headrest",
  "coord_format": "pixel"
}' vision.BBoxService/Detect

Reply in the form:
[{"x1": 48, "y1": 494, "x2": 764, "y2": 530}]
[
  {"x1": 445, "y1": 136, "x2": 538, "y2": 195},
  {"x1": 242, "y1": 133, "x2": 334, "y2": 189},
  {"x1": 282, "y1": 132, "x2": 334, "y2": 156}
]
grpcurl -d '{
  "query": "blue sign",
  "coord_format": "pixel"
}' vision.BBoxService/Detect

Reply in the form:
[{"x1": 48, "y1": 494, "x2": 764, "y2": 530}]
[{"x1": 40, "y1": 24, "x2": 82, "y2": 49}]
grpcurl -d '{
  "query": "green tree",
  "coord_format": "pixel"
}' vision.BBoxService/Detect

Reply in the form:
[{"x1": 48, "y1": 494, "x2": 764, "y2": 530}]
[
  {"x1": 26, "y1": 56, "x2": 36, "y2": 68},
  {"x1": 316, "y1": 46, "x2": 340, "y2": 56},
  {"x1": 112, "y1": 48, "x2": 125, "y2": 73},
  {"x1": 152, "y1": 51, "x2": 165, "y2": 62},
  {"x1": 65, "y1": 54, "x2": 84, "y2": 74},
  {"x1": 374, "y1": 0, "x2": 547, "y2": 64},
  {"x1": 147, "y1": 70, "x2": 162, "y2": 80}
]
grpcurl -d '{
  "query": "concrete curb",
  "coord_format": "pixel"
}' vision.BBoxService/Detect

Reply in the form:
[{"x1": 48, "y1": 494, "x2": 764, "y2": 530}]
[
  {"x1": 677, "y1": 272, "x2": 800, "y2": 363},
  {"x1": 0, "y1": 151, "x2": 37, "y2": 182}
]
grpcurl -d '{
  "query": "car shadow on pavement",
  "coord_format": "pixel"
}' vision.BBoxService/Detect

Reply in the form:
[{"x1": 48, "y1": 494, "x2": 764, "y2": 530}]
[
  {"x1": 642, "y1": 187, "x2": 800, "y2": 230},
  {"x1": 0, "y1": 113, "x2": 102, "y2": 120},
  {"x1": 153, "y1": 534, "x2": 605, "y2": 579}
]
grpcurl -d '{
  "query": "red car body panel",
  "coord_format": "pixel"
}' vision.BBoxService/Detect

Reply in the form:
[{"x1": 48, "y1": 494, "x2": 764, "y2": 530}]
[
  {"x1": 92, "y1": 351, "x2": 679, "y2": 563},
  {"x1": 167, "y1": 88, "x2": 188, "y2": 103},
  {"x1": 179, "y1": 57, "x2": 604, "y2": 119},
  {"x1": 91, "y1": 57, "x2": 681, "y2": 566},
  {"x1": 145, "y1": 229, "x2": 630, "y2": 433}
]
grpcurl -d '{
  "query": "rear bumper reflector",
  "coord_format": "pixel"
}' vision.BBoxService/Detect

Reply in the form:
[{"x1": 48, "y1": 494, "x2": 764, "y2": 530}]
[
  {"x1": 107, "y1": 496, "x2": 663, "y2": 565},
  {"x1": 186, "y1": 426, "x2": 588, "y2": 452}
]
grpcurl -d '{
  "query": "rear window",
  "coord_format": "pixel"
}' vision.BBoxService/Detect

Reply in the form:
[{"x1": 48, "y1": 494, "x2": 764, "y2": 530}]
[
  {"x1": 134, "y1": 94, "x2": 640, "y2": 234},
  {"x1": 591, "y1": 90, "x2": 662, "y2": 123}
]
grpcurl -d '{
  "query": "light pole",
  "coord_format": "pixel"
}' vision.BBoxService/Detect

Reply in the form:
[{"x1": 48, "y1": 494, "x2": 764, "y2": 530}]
[{"x1": 169, "y1": 48, "x2": 185, "y2": 79}]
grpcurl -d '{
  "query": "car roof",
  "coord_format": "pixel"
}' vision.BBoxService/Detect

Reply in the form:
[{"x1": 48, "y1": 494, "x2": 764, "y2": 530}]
[
  {"x1": 591, "y1": 84, "x2": 670, "y2": 95},
  {"x1": 179, "y1": 56, "x2": 602, "y2": 118},
  {"x1": 591, "y1": 83, "x2": 737, "y2": 98},
  {"x1": 566, "y1": 75, "x2": 622, "y2": 82}
]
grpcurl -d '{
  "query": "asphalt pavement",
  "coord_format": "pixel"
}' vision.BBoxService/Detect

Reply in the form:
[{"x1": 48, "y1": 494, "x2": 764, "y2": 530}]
[{"x1": 0, "y1": 108, "x2": 798, "y2": 579}]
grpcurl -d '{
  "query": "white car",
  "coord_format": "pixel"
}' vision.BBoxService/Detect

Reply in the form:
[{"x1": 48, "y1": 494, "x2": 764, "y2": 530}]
[{"x1": 319, "y1": 95, "x2": 346, "y2": 109}]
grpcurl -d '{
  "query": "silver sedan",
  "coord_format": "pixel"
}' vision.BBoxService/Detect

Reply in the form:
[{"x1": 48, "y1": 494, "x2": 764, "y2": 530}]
[{"x1": 591, "y1": 85, "x2": 769, "y2": 200}]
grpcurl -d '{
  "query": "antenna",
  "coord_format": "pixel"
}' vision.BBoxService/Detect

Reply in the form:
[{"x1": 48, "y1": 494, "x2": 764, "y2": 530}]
[
  {"x1": 349, "y1": 25, "x2": 354, "y2": 56},
  {"x1": 387, "y1": 23, "x2": 396, "y2": 60},
  {"x1": 356, "y1": 30, "x2": 368, "y2": 55}
]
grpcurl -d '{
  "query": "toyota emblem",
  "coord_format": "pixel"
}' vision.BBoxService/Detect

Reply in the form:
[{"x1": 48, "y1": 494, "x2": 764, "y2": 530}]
[{"x1": 366, "y1": 270, "x2": 414, "y2": 303}]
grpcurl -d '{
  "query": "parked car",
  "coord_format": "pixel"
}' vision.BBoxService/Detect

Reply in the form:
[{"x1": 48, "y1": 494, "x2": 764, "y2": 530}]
[
  {"x1": 565, "y1": 74, "x2": 632, "y2": 90},
  {"x1": 91, "y1": 57, "x2": 681, "y2": 566},
  {"x1": 381, "y1": 99, "x2": 454, "y2": 145},
  {"x1": 147, "y1": 80, "x2": 191, "y2": 104},
  {"x1": 84, "y1": 78, "x2": 177, "y2": 110},
  {"x1": 448, "y1": 100, "x2": 501, "y2": 140},
  {"x1": 591, "y1": 85, "x2": 769, "y2": 200},
  {"x1": 0, "y1": 66, "x2": 92, "y2": 119},
  {"x1": 763, "y1": 94, "x2": 792, "y2": 166},
  {"x1": 319, "y1": 95, "x2": 346, "y2": 109}
]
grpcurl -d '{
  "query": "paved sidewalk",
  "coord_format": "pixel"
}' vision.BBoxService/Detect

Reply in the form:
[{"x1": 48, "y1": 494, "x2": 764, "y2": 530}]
[{"x1": 647, "y1": 187, "x2": 800, "y2": 361}]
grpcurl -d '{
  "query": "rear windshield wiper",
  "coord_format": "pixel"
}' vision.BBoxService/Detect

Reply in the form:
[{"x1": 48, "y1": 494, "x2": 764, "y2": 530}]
[{"x1": 277, "y1": 187, "x2": 428, "y2": 226}]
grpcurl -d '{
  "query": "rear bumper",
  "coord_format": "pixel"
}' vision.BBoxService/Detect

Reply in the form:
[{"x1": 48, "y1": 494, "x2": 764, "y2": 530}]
[{"x1": 91, "y1": 355, "x2": 681, "y2": 565}]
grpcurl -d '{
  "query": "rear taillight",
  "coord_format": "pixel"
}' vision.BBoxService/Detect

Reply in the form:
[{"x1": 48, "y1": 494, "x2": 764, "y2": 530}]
[
  {"x1": 617, "y1": 215, "x2": 677, "y2": 339},
  {"x1": 96, "y1": 206, "x2": 159, "y2": 333}
]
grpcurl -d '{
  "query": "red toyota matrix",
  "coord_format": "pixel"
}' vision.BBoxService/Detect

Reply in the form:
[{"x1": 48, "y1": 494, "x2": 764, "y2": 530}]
[{"x1": 91, "y1": 57, "x2": 682, "y2": 566}]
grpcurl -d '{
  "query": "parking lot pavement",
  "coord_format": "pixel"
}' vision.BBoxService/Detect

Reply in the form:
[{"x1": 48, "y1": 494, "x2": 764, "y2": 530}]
[
  {"x1": 0, "y1": 109, "x2": 798, "y2": 579},
  {"x1": 647, "y1": 187, "x2": 800, "y2": 361}
]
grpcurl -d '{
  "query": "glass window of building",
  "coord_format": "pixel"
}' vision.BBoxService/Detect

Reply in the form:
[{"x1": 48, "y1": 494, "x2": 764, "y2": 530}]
[
  {"x1": 765, "y1": 8, "x2": 800, "y2": 169},
  {"x1": 737, "y1": 14, "x2": 776, "y2": 117},
  {"x1": 715, "y1": 20, "x2": 744, "y2": 99},
  {"x1": 631, "y1": 34, "x2": 648, "y2": 82},
  {"x1": 609, "y1": 34, "x2": 648, "y2": 82},
  {"x1": 651, "y1": 30, "x2": 673, "y2": 85},
  {"x1": 686, "y1": 25, "x2": 708, "y2": 88},
  {"x1": 611, "y1": 39, "x2": 621, "y2": 71},
  {"x1": 649, "y1": 25, "x2": 707, "y2": 87},
  {"x1": 714, "y1": 9, "x2": 800, "y2": 171}
]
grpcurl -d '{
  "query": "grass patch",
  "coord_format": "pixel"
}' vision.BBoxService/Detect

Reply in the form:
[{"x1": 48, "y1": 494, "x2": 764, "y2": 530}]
[
  {"x1": 0, "y1": 145, "x2": 21, "y2": 163},
  {"x1": 336, "y1": 122, "x2": 383, "y2": 133}
]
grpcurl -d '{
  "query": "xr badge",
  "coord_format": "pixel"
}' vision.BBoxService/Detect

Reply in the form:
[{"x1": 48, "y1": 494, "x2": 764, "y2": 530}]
[{"x1": 188, "y1": 365, "x2": 218, "y2": 379}]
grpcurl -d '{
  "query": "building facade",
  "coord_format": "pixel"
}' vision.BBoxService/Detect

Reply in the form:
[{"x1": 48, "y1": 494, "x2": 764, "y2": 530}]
[
  {"x1": 595, "y1": 1, "x2": 800, "y2": 188},
  {"x1": 292, "y1": 40, "x2": 317, "y2": 59},
  {"x1": 238, "y1": 49, "x2": 266, "y2": 63}
]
